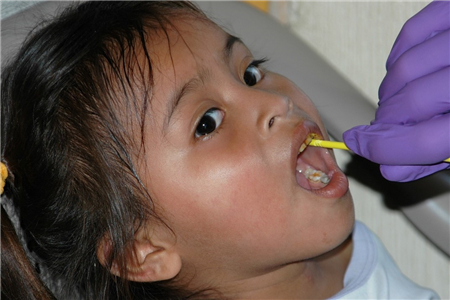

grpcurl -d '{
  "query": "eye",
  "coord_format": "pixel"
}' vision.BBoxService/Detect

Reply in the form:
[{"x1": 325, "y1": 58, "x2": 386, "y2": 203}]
[
  {"x1": 243, "y1": 59, "x2": 267, "y2": 86},
  {"x1": 195, "y1": 108, "x2": 224, "y2": 138}
]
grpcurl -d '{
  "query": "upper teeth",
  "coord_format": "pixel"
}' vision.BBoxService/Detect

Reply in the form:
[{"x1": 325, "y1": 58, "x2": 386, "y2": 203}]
[
  {"x1": 299, "y1": 133, "x2": 318, "y2": 154},
  {"x1": 297, "y1": 133, "x2": 330, "y2": 185}
]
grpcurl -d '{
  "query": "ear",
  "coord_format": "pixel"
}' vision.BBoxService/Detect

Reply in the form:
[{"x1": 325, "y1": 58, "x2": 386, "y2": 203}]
[{"x1": 96, "y1": 223, "x2": 182, "y2": 282}]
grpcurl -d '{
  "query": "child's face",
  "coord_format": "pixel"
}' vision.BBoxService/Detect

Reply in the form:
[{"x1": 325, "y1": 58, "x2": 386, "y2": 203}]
[{"x1": 139, "y1": 16, "x2": 354, "y2": 284}]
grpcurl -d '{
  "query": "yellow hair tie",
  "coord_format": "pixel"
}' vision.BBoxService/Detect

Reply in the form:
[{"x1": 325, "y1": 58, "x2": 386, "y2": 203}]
[{"x1": 1, "y1": 162, "x2": 8, "y2": 195}]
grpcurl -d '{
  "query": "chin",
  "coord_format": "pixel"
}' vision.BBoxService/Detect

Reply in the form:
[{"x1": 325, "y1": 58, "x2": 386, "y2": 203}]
[{"x1": 321, "y1": 191, "x2": 355, "y2": 252}]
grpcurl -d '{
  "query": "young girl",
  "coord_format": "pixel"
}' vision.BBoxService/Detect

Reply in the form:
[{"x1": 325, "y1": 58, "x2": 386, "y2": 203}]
[{"x1": 0, "y1": 2, "x2": 439, "y2": 299}]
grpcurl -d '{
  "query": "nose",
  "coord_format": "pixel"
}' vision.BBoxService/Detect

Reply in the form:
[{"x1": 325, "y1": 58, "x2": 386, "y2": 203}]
[{"x1": 245, "y1": 88, "x2": 291, "y2": 137}]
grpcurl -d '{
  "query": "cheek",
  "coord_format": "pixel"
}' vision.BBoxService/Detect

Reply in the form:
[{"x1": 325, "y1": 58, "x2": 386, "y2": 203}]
[
  {"x1": 172, "y1": 157, "x2": 280, "y2": 220},
  {"x1": 151, "y1": 147, "x2": 289, "y2": 244}
]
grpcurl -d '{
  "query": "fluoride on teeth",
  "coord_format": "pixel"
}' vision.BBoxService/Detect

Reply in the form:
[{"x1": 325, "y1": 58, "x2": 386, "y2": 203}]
[{"x1": 298, "y1": 167, "x2": 330, "y2": 184}]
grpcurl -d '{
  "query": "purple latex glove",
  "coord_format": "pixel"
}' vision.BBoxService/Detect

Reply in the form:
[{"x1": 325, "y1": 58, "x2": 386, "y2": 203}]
[{"x1": 343, "y1": 1, "x2": 450, "y2": 182}]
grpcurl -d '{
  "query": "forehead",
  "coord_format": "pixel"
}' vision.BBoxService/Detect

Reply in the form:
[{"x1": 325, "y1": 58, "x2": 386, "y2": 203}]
[{"x1": 149, "y1": 16, "x2": 231, "y2": 66}]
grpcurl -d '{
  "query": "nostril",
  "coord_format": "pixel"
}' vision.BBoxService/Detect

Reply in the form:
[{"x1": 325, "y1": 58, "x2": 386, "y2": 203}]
[{"x1": 268, "y1": 117, "x2": 275, "y2": 128}]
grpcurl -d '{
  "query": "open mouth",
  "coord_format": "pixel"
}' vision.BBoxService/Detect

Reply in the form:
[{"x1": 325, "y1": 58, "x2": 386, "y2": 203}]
[
  {"x1": 295, "y1": 133, "x2": 332, "y2": 190},
  {"x1": 290, "y1": 121, "x2": 349, "y2": 198}
]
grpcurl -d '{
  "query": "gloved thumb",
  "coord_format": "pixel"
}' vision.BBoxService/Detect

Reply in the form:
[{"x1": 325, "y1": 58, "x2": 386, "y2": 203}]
[{"x1": 380, "y1": 163, "x2": 449, "y2": 182}]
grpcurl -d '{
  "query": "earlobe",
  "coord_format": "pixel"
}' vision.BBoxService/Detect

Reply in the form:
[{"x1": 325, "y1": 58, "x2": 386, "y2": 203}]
[{"x1": 96, "y1": 225, "x2": 182, "y2": 282}]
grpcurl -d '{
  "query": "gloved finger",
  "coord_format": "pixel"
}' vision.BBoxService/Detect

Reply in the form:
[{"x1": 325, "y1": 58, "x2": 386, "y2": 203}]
[
  {"x1": 343, "y1": 114, "x2": 450, "y2": 165},
  {"x1": 380, "y1": 28, "x2": 450, "y2": 102},
  {"x1": 386, "y1": 1, "x2": 450, "y2": 70},
  {"x1": 373, "y1": 66, "x2": 450, "y2": 125},
  {"x1": 380, "y1": 163, "x2": 449, "y2": 182}
]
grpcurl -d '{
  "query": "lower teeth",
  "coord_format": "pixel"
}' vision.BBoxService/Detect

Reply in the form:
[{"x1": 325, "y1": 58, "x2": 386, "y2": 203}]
[{"x1": 298, "y1": 167, "x2": 330, "y2": 184}]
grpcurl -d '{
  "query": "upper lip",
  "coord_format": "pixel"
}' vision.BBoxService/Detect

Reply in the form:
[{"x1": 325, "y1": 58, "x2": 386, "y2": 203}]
[
  {"x1": 291, "y1": 119, "x2": 338, "y2": 176},
  {"x1": 291, "y1": 120, "x2": 323, "y2": 166}
]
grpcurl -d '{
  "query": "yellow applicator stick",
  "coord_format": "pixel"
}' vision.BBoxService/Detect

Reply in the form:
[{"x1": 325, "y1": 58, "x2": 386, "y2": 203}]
[
  {"x1": 309, "y1": 139, "x2": 450, "y2": 163},
  {"x1": 309, "y1": 139, "x2": 349, "y2": 151}
]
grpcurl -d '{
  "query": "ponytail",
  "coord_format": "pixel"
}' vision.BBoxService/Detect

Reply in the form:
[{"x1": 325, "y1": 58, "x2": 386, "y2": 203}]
[
  {"x1": 0, "y1": 3, "x2": 59, "y2": 296},
  {"x1": 1, "y1": 206, "x2": 56, "y2": 300}
]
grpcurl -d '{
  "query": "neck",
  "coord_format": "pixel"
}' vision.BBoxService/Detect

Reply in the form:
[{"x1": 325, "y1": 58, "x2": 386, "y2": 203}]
[{"x1": 219, "y1": 235, "x2": 353, "y2": 300}]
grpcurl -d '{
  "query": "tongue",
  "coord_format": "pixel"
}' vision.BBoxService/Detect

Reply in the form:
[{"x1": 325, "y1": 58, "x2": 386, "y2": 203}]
[{"x1": 296, "y1": 171, "x2": 312, "y2": 190}]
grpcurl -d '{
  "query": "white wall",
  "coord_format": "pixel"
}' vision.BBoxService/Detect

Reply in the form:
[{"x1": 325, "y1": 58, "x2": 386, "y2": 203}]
[
  {"x1": 1, "y1": 1, "x2": 39, "y2": 19},
  {"x1": 269, "y1": 2, "x2": 449, "y2": 299}
]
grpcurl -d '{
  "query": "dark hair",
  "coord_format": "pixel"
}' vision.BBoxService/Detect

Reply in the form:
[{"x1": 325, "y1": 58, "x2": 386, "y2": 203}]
[{"x1": 1, "y1": 2, "x2": 209, "y2": 299}]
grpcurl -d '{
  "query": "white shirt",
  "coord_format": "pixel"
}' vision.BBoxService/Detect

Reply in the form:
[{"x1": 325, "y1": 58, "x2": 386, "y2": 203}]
[{"x1": 329, "y1": 221, "x2": 440, "y2": 300}]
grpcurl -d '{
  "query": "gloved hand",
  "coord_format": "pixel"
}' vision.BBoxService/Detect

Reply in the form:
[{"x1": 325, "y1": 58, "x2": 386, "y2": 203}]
[{"x1": 343, "y1": 1, "x2": 450, "y2": 182}]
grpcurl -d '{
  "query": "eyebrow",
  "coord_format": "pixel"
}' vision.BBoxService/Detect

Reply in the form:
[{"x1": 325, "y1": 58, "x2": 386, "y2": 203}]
[
  {"x1": 165, "y1": 34, "x2": 243, "y2": 127},
  {"x1": 224, "y1": 34, "x2": 243, "y2": 62}
]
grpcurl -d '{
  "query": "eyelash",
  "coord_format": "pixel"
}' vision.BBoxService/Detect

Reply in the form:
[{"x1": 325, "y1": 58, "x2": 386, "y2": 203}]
[
  {"x1": 244, "y1": 58, "x2": 268, "y2": 86},
  {"x1": 250, "y1": 58, "x2": 269, "y2": 67}
]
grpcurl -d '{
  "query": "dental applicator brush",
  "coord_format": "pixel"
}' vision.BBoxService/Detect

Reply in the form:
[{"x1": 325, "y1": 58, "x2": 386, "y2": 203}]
[{"x1": 309, "y1": 139, "x2": 450, "y2": 163}]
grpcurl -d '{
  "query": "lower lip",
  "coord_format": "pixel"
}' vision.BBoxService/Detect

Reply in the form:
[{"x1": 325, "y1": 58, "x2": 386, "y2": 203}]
[{"x1": 296, "y1": 165, "x2": 349, "y2": 199}]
